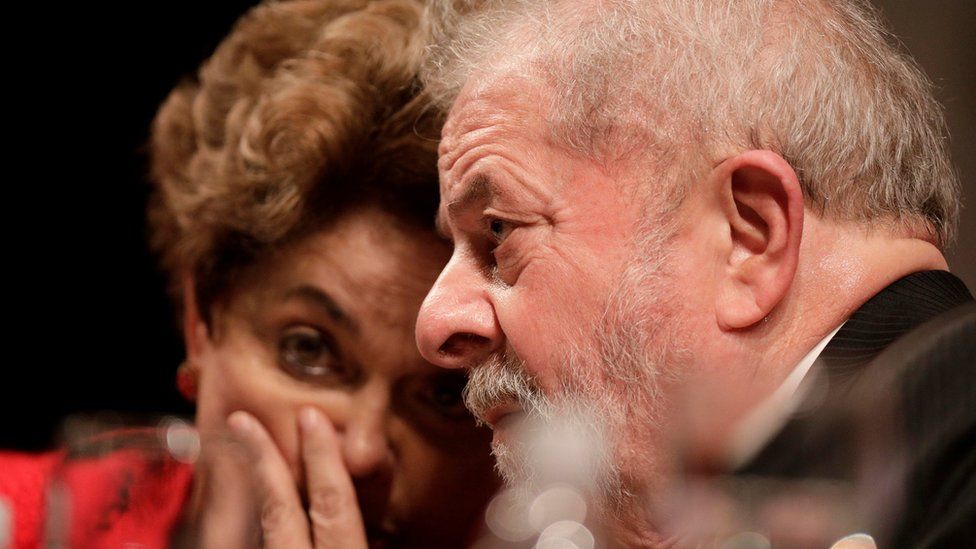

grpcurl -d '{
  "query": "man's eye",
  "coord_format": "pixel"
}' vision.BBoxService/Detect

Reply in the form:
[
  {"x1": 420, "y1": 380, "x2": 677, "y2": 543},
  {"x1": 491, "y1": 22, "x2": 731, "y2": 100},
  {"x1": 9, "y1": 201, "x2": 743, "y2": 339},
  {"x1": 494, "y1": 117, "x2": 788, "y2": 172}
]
[
  {"x1": 417, "y1": 374, "x2": 471, "y2": 421},
  {"x1": 488, "y1": 217, "x2": 514, "y2": 243},
  {"x1": 278, "y1": 327, "x2": 351, "y2": 382}
]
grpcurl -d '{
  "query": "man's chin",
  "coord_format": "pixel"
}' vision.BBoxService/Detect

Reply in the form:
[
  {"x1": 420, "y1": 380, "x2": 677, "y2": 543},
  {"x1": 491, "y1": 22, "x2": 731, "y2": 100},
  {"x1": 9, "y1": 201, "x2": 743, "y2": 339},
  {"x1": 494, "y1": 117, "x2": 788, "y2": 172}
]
[{"x1": 485, "y1": 411, "x2": 528, "y2": 488}]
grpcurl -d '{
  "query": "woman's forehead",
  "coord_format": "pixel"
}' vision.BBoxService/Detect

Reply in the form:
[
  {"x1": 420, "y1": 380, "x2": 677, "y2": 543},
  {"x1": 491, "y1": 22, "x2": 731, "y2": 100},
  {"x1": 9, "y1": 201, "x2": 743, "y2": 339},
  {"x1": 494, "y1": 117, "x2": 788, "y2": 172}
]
[{"x1": 232, "y1": 210, "x2": 447, "y2": 319}]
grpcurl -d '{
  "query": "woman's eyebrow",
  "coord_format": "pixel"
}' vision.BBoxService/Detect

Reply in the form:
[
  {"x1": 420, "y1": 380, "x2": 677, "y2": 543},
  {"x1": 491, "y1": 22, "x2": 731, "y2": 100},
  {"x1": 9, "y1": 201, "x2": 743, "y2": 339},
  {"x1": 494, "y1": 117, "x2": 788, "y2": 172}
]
[{"x1": 282, "y1": 285, "x2": 359, "y2": 335}]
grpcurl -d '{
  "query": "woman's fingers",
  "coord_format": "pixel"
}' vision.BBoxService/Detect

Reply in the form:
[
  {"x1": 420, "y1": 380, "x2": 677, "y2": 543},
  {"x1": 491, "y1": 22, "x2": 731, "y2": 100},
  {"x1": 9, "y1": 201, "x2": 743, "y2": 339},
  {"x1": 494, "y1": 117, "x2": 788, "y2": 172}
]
[
  {"x1": 227, "y1": 411, "x2": 312, "y2": 549},
  {"x1": 226, "y1": 408, "x2": 369, "y2": 549},
  {"x1": 183, "y1": 433, "x2": 261, "y2": 548},
  {"x1": 299, "y1": 406, "x2": 369, "y2": 549}
]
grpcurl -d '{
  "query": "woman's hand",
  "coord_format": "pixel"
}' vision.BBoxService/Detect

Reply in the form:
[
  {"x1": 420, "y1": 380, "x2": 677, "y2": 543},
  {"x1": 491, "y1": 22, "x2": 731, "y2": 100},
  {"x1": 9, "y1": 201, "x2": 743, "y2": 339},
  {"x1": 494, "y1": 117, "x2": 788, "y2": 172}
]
[{"x1": 227, "y1": 407, "x2": 369, "y2": 549}]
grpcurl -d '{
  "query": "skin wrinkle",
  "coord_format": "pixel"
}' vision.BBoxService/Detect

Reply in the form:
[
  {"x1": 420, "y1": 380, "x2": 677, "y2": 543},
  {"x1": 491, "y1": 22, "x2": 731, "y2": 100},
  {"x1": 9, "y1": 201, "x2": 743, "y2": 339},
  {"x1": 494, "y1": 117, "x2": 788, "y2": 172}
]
[
  {"x1": 416, "y1": 3, "x2": 959, "y2": 545},
  {"x1": 466, "y1": 277, "x2": 668, "y2": 512},
  {"x1": 297, "y1": 229, "x2": 430, "y2": 327},
  {"x1": 148, "y1": 2, "x2": 507, "y2": 544},
  {"x1": 436, "y1": 74, "x2": 690, "y2": 534},
  {"x1": 195, "y1": 209, "x2": 499, "y2": 546},
  {"x1": 439, "y1": 164, "x2": 555, "y2": 239},
  {"x1": 438, "y1": 91, "x2": 636, "y2": 305},
  {"x1": 441, "y1": 117, "x2": 559, "y2": 209},
  {"x1": 423, "y1": 66, "x2": 951, "y2": 544},
  {"x1": 279, "y1": 286, "x2": 359, "y2": 335},
  {"x1": 426, "y1": 0, "x2": 958, "y2": 244},
  {"x1": 442, "y1": 73, "x2": 676, "y2": 366}
]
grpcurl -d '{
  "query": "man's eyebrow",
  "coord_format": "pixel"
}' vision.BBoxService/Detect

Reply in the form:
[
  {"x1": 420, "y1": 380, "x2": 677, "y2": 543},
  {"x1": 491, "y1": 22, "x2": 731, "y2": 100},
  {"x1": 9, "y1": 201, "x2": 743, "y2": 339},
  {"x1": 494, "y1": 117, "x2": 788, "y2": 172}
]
[
  {"x1": 447, "y1": 173, "x2": 493, "y2": 222},
  {"x1": 282, "y1": 285, "x2": 358, "y2": 334},
  {"x1": 434, "y1": 174, "x2": 493, "y2": 241}
]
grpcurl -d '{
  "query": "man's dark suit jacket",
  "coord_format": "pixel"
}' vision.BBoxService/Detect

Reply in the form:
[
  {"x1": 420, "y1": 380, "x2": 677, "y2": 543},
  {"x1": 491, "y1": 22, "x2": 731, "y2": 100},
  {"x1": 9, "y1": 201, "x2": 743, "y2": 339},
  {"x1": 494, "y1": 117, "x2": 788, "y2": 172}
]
[{"x1": 737, "y1": 270, "x2": 975, "y2": 547}]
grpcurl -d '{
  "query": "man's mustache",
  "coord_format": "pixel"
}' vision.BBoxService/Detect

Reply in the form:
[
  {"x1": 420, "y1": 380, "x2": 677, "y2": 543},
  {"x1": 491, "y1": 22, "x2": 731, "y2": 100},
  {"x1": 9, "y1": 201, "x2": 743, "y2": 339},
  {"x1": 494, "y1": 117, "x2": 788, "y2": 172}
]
[{"x1": 463, "y1": 351, "x2": 545, "y2": 424}]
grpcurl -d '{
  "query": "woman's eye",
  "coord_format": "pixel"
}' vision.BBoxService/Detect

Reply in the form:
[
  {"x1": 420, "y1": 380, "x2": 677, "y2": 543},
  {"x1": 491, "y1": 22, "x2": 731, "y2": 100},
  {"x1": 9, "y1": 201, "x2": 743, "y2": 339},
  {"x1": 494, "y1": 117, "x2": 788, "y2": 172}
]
[
  {"x1": 278, "y1": 327, "x2": 348, "y2": 382},
  {"x1": 418, "y1": 374, "x2": 471, "y2": 421}
]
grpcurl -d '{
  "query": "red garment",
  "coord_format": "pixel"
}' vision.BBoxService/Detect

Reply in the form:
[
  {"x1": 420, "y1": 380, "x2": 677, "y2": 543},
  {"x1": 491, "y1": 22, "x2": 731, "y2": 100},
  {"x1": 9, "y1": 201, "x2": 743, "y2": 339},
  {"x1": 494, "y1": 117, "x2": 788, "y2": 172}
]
[
  {"x1": 0, "y1": 442, "x2": 193, "y2": 549},
  {"x1": 0, "y1": 451, "x2": 60, "y2": 548}
]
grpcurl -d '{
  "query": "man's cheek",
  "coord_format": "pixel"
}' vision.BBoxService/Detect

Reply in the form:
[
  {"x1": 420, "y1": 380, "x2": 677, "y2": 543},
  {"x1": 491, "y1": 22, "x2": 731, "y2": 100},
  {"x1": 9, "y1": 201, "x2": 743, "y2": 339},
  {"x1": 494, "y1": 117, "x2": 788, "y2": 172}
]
[{"x1": 498, "y1": 316, "x2": 566, "y2": 392}]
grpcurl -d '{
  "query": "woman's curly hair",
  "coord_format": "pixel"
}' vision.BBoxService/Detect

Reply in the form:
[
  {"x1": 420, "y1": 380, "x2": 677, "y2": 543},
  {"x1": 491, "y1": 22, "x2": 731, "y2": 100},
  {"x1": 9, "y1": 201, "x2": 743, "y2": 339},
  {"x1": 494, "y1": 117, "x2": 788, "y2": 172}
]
[{"x1": 148, "y1": 0, "x2": 441, "y2": 317}]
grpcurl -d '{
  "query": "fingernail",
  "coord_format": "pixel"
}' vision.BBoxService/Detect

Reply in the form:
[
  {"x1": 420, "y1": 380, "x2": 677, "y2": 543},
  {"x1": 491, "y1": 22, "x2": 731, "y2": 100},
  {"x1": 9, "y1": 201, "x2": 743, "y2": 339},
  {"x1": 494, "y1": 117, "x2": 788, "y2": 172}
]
[{"x1": 299, "y1": 406, "x2": 321, "y2": 433}]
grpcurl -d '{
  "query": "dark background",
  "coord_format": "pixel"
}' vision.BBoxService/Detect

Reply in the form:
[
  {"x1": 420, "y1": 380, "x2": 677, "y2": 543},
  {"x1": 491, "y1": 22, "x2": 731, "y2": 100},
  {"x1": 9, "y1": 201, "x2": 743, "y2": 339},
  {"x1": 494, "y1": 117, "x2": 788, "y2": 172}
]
[{"x1": 3, "y1": 1, "x2": 973, "y2": 450}]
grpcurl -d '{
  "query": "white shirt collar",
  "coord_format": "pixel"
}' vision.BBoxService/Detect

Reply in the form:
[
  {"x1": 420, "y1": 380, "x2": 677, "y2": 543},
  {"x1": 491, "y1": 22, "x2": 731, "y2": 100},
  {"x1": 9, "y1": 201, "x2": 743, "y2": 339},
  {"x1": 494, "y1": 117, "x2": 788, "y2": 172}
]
[{"x1": 726, "y1": 322, "x2": 846, "y2": 469}]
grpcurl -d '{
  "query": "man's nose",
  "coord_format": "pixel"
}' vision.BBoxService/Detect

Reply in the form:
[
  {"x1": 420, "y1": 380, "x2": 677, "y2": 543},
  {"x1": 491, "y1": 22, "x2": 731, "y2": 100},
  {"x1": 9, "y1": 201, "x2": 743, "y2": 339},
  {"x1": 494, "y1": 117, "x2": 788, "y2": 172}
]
[{"x1": 416, "y1": 252, "x2": 502, "y2": 369}]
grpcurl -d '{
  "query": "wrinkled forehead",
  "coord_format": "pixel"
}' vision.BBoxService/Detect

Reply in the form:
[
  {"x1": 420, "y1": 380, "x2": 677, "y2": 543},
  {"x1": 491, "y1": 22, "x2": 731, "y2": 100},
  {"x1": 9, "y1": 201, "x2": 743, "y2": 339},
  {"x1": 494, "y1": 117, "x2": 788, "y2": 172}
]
[
  {"x1": 436, "y1": 67, "x2": 662, "y2": 203},
  {"x1": 442, "y1": 69, "x2": 550, "y2": 146},
  {"x1": 438, "y1": 69, "x2": 553, "y2": 196},
  {"x1": 434, "y1": 71, "x2": 557, "y2": 236}
]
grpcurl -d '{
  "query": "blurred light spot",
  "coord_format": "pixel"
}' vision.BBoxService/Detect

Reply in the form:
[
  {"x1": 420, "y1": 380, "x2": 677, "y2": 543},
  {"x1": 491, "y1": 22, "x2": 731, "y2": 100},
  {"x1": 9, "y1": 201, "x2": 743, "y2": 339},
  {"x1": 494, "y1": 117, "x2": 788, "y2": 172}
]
[
  {"x1": 537, "y1": 520, "x2": 594, "y2": 549},
  {"x1": 529, "y1": 484, "x2": 588, "y2": 531},
  {"x1": 535, "y1": 539, "x2": 580, "y2": 549},
  {"x1": 524, "y1": 416, "x2": 609, "y2": 491},
  {"x1": 163, "y1": 418, "x2": 200, "y2": 464},
  {"x1": 485, "y1": 488, "x2": 535, "y2": 541},
  {"x1": 830, "y1": 533, "x2": 877, "y2": 549},
  {"x1": 721, "y1": 531, "x2": 771, "y2": 549}
]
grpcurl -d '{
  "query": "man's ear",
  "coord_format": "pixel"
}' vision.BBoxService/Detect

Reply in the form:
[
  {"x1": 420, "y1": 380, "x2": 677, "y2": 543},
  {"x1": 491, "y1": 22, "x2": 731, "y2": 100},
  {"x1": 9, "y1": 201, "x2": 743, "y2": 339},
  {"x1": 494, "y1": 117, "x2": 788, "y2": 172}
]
[
  {"x1": 182, "y1": 272, "x2": 212, "y2": 361},
  {"x1": 711, "y1": 150, "x2": 803, "y2": 330}
]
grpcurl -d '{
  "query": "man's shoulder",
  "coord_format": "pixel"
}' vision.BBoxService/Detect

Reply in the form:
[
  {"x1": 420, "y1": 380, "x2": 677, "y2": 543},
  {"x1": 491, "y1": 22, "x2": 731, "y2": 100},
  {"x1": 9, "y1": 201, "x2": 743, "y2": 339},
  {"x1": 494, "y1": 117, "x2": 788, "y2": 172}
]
[
  {"x1": 866, "y1": 299, "x2": 976, "y2": 547},
  {"x1": 744, "y1": 271, "x2": 974, "y2": 467},
  {"x1": 736, "y1": 271, "x2": 975, "y2": 545},
  {"x1": 819, "y1": 269, "x2": 973, "y2": 378}
]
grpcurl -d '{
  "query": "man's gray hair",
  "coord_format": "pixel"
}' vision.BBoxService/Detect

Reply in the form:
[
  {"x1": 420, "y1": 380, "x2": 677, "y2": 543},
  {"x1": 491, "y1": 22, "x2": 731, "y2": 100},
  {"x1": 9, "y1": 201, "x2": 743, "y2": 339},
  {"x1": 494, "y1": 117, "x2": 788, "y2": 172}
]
[{"x1": 422, "y1": 0, "x2": 959, "y2": 246}]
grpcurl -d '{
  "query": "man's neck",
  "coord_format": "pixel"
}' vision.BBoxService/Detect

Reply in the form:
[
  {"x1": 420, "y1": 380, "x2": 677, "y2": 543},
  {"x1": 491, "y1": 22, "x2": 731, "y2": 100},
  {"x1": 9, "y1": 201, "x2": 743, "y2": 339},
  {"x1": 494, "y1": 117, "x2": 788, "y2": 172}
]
[
  {"x1": 684, "y1": 221, "x2": 948, "y2": 473},
  {"x1": 763, "y1": 220, "x2": 948, "y2": 382}
]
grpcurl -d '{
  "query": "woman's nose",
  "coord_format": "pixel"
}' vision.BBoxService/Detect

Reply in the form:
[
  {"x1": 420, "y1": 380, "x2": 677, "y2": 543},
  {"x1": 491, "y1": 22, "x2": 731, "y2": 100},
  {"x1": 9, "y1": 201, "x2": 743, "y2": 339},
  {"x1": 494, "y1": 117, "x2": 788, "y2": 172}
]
[
  {"x1": 415, "y1": 252, "x2": 503, "y2": 369},
  {"x1": 341, "y1": 396, "x2": 392, "y2": 478}
]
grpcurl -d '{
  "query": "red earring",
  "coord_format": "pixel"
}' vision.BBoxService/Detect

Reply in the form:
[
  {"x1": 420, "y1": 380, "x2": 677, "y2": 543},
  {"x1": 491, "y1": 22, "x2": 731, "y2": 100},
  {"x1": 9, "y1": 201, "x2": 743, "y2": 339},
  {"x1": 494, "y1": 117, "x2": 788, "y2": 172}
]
[{"x1": 176, "y1": 360, "x2": 199, "y2": 402}]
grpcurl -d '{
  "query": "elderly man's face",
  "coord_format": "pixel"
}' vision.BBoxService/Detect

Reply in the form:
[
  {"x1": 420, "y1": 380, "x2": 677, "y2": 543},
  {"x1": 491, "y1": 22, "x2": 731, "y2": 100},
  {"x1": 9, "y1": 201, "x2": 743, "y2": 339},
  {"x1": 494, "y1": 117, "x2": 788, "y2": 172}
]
[{"x1": 415, "y1": 74, "x2": 692, "y2": 498}]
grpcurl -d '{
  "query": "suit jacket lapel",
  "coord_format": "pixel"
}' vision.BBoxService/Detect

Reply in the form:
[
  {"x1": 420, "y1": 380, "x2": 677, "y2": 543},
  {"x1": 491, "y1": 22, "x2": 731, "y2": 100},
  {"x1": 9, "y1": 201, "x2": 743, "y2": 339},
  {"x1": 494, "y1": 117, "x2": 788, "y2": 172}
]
[
  {"x1": 818, "y1": 270, "x2": 973, "y2": 386},
  {"x1": 735, "y1": 270, "x2": 973, "y2": 478}
]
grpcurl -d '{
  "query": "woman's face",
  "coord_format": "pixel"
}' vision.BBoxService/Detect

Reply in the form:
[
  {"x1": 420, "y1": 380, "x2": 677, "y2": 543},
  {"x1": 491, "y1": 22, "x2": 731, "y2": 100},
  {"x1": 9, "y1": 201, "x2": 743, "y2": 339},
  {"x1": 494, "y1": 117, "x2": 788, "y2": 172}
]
[{"x1": 192, "y1": 208, "x2": 498, "y2": 547}]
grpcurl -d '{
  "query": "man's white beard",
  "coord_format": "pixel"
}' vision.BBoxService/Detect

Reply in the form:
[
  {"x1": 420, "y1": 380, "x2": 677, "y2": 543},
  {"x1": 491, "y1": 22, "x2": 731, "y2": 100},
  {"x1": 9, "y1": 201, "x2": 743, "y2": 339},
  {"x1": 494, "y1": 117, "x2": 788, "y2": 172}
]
[
  {"x1": 465, "y1": 353, "x2": 624, "y2": 501},
  {"x1": 463, "y1": 219, "x2": 684, "y2": 519}
]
